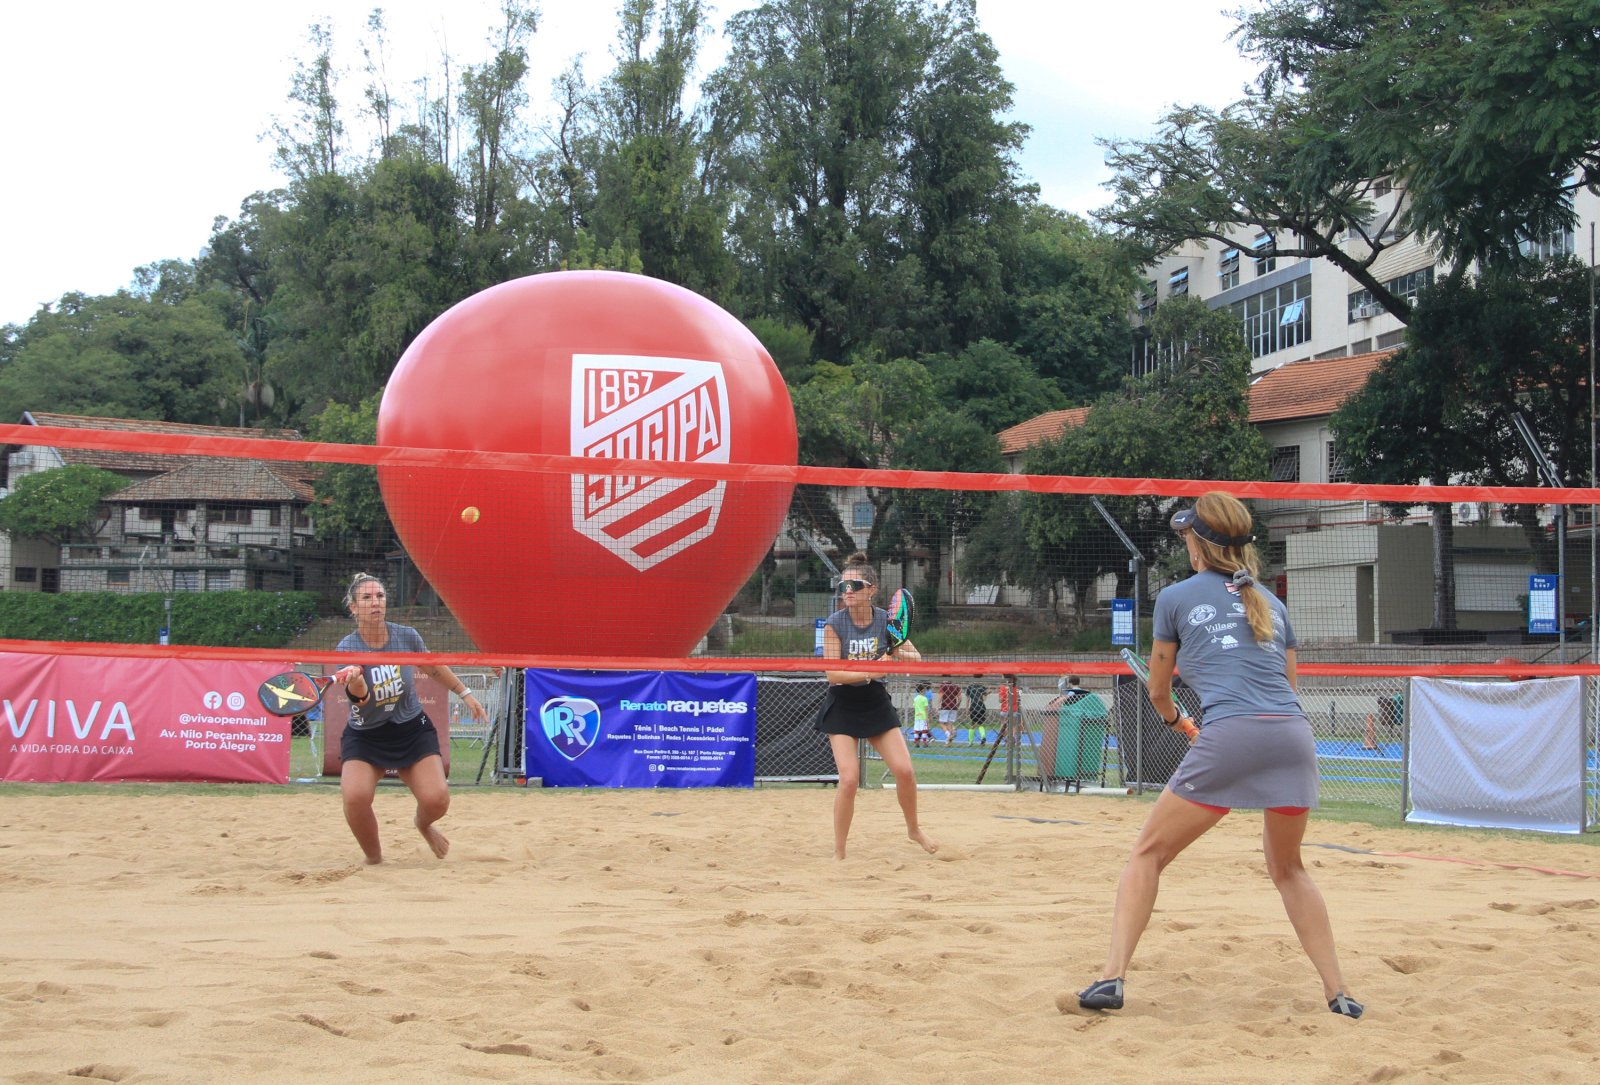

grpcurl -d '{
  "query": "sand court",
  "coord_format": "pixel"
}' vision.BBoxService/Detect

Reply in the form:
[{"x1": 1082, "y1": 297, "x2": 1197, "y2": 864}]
[{"x1": 1, "y1": 786, "x2": 1597, "y2": 1084}]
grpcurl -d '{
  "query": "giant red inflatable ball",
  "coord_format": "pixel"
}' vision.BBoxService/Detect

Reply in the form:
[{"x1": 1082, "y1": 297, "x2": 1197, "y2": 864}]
[{"x1": 377, "y1": 271, "x2": 797, "y2": 655}]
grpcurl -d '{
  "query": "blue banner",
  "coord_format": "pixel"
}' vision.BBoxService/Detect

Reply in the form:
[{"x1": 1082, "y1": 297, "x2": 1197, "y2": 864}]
[
  {"x1": 1527, "y1": 574, "x2": 1559, "y2": 635},
  {"x1": 1110, "y1": 599, "x2": 1134, "y2": 646},
  {"x1": 524, "y1": 670, "x2": 756, "y2": 788}
]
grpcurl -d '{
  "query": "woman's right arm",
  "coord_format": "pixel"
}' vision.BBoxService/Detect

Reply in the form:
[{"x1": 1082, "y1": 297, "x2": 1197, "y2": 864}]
[{"x1": 334, "y1": 664, "x2": 370, "y2": 702}]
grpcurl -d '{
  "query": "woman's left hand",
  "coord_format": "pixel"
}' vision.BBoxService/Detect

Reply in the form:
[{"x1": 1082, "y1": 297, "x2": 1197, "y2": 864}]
[
  {"x1": 891, "y1": 642, "x2": 921, "y2": 662},
  {"x1": 460, "y1": 691, "x2": 489, "y2": 722}
]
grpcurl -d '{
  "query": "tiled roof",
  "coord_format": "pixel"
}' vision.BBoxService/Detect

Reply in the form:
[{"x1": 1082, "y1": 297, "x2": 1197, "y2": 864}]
[
  {"x1": 8, "y1": 412, "x2": 320, "y2": 508},
  {"x1": 1246, "y1": 350, "x2": 1392, "y2": 424},
  {"x1": 23, "y1": 412, "x2": 301, "y2": 442},
  {"x1": 998, "y1": 407, "x2": 1090, "y2": 455},
  {"x1": 110, "y1": 459, "x2": 316, "y2": 504},
  {"x1": 999, "y1": 350, "x2": 1395, "y2": 453}
]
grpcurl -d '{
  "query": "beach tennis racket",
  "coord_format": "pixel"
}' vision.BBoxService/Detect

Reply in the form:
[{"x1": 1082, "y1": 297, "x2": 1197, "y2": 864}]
[
  {"x1": 877, "y1": 588, "x2": 914, "y2": 658},
  {"x1": 1119, "y1": 648, "x2": 1199, "y2": 740},
  {"x1": 258, "y1": 670, "x2": 336, "y2": 717}
]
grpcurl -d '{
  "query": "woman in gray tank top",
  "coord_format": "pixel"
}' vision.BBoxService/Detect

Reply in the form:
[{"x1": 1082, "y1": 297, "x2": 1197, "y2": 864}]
[
  {"x1": 1077, "y1": 492, "x2": 1363, "y2": 1020},
  {"x1": 814, "y1": 552, "x2": 939, "y2": 860}
]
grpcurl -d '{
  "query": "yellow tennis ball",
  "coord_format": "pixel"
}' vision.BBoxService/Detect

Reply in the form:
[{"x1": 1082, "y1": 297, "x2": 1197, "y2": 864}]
[{"x1": 461, "y1": 506, "x2": 480, "y2": 524}]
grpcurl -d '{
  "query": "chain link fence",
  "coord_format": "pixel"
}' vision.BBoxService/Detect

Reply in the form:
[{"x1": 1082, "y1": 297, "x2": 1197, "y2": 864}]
[{"x1": 288, "y1": 670, "x2": 1597, "y2": 835}]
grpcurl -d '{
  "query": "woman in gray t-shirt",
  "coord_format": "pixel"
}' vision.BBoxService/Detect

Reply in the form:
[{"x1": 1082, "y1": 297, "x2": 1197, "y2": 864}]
[
  {"x1": 1078, "y1": 492, "x2": 1363, "y2": 1020},
  {"x1": 332, "y1": 573, "x2": 487, "y2": 864}
]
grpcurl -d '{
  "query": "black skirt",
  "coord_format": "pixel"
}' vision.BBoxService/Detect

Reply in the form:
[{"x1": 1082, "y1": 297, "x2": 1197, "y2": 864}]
[
  {"x1": 814, "y1": 682, "x2": 901, "y2": 739},
  {"x1": 341, "y1": 713, "x2": 442, "y2": 769}
]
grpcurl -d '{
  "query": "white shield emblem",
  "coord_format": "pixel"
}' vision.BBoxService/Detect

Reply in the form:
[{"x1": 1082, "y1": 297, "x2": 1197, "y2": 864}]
[
  {"x1": 540, "y1": 696, "x2": 601, "y2": 761},
  {"x1": 570, "y1": 354, "x2": 730, "y2": 570}
]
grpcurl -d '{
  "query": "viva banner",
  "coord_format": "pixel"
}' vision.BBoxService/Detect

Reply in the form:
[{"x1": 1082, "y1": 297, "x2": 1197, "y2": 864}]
[
  {"x1": 524, "y1": 670, "x2": 756, "y2": 788},
  {"x1": 1, "y1": 653, "x2": 291, "y2": 784}
]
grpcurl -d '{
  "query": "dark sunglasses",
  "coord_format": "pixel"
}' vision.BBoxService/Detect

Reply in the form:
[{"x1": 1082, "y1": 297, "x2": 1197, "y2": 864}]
[{"x1": 835, "y1": 578, "x2": 872, "y2": 593}]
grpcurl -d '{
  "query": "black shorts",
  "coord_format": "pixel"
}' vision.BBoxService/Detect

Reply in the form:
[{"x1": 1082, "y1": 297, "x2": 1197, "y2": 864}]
[{"x1": 341, "y1": 713, "x2": 441, "y2": 770}]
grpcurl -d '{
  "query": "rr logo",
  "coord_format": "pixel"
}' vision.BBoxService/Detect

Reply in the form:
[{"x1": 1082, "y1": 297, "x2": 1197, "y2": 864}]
[
  {"x1": 570, "y1": 354, "x2": 731, "y2": 571},
  {"x1": 540, "y1": 696, "x2": 601, "y2": 761}
]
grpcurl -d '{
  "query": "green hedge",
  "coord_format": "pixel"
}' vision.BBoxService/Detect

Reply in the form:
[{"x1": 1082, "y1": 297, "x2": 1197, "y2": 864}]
[{"x1": 0, "y1": 591, "x2": 320, "y2": 647}]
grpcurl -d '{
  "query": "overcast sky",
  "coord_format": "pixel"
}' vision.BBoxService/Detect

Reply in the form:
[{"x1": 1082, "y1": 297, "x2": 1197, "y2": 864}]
[{"x1": 0, "y1": 1, "x2": 1259, "y2": 328}]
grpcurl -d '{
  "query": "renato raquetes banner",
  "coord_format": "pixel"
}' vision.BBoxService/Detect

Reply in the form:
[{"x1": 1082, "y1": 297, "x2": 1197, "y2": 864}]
[
  {"x1": 0, "y1": 652, "x2": 291, "y2": 783},
  {"x1": 524, "y1": 669, "x2": 756, "y2": 788}
]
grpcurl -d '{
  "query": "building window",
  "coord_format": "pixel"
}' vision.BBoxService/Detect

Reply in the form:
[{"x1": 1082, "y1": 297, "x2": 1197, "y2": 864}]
[
  {"x1": 1137, "y1": 279, "x2": 1157, "y2": 319},
  {"x1": 207, "y1": 507, "x2": 252, "y2": 524},
  {"x1": 173, "y1": 570, "x2": 201, "y2": 592},
  {"x1": 269, "y1": 508, "x2": 282, "y2": 527},
  {"x1": 1520, "y1": 184, "x2": 1576, "y2": 260},
  {"x1": 1217, "y1": 248, "x2": 1239, "y2": 290},
  {"x1": 108, "y1": 568, "x2": 131, "y2": 587},
  {"x1": 1253, "y1": 232, "x2": 1276, "y2": 276},
  {"x1": 1349, "y1": 266, "x2": 1436, "y2": 322},
  {"x1": 15, "y1": 566, "x2": 37, "y2": 583},
  {"x1": 1229, "y1": 278, "x2": 1312, "y2": 359},
  {"x1": 852, "y1": 501, "x2": 873, "y2": 529},
  {"x1": 205, "y1": 570, "x2": 232, "y2": 591},
  {"x1": 1270, "y1": 446, "x2": 1301, "y2": 482},
  {"x1": 1168, "y1": 266, "x2": 1189, "y2": 297},
  {"x1": 1326, "y1": 441, "x2": 1349, "y2": 483}
]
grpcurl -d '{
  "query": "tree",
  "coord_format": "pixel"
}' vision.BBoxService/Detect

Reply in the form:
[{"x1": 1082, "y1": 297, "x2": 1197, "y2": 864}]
[
  {"x1": 1238, "y1": 0, "x2": 1600, "y2": 269},
  {"x1": 0, "y1": 292, "x2": 243, "y2": 424},
  {"x1": 713, "y1": 0, "x2": 1027, "y2": 360},
  {"x1": 1099, "y1": 96, "x2": 1419, "y2": 319},
  {"x1": 1331, "y1": 258, "x2": 1598, "y2": 629},
  {"x1": 889, "y1": 409, "x2": 1004, "y2": 624},
  {"x1": 271, "y1": 21, "x2": 346, "y2": 184},
  {"x1": 1102, "y1": 0, "x2": 1600, "y2": 320},
  {"x1": 0, "y1": 465, "x2": 126, "y2": 546},
  {"x1": 1011, "y1": 299, "x2": 1267, "y2": 630},
  {"x1": 305, "y1": 393, "x2": 392, "y2": 554},
  {"x1": 923, "y1": 338, "x2": 1065, "y2": 437},
  {"x1": 586, "y1": 0, "x2": 732, "y2": 294},
  {"x1": 1009, "y1": 206, "x2": 1141, "y2": 398},
  {"x1": 459, "y1": 2, "x2": 538, "y2": 242}
]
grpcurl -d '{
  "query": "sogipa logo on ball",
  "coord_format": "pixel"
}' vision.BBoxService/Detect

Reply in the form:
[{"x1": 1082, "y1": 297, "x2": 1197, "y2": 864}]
[
  {"x1": 540, "y1": 696, "x2": 602, "y2": 762},
  {"x1": 569, "y1": 354, "x2": 731, "y2": 571}
]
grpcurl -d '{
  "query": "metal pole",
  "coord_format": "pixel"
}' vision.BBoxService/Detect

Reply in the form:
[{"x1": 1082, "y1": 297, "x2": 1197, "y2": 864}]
[{"x1": 1589, "y1": 222, "x2": 1596, "y2": 666}]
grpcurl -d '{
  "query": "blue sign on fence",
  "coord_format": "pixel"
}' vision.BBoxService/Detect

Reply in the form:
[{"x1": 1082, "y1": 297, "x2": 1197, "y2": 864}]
[
  {"x1": 1110, "y1": 599, "x2": 1134, "y2": 646},
  {"x1": 1527, "y1": 574, "x2": 1559, "y2": 635},
  {"x1": 524, "y1": 669, "x2": 756, "y2": 788}
]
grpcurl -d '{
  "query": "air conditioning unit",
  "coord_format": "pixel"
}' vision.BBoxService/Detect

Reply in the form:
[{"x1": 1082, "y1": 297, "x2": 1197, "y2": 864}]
[
  {"x1": 1353, "y1": 302, "x2": 1383, "y2": 319},
  {"x1": 9, "y1": 451, "x2": 32, "y2": 467},
  {"x1": 1455, "y1": 502, "x2": 1489, "y2": 524}
]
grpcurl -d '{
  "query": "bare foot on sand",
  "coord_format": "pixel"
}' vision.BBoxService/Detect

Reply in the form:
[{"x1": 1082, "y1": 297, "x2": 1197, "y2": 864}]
[
  {"x1": 908, "y1": 828, "x2": 939, "y2": 854},
  {"x1": 418, "y1": 822, "x2": 450, "y2": 859}
]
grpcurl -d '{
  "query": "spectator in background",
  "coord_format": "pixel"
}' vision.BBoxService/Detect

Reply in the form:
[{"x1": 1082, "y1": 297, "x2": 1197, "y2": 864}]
[
  {"x1": 966, "y1": 677, "x2": 989, "y2": 745},
  {"x1": 997, "y1": 674, "x2": 1021, "y2": 739},
  {"x1": 911, "y1": 684, "x2": 933, "y2": 747},
  {"x1": 937, "y1": 680, "x2": 962, "y2": 746}
]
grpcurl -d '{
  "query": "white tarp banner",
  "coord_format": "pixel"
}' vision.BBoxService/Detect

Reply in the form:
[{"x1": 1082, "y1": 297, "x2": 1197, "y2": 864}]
[{"x1": 1407, "y1": 675, "x2": 1584, "y2": 833}]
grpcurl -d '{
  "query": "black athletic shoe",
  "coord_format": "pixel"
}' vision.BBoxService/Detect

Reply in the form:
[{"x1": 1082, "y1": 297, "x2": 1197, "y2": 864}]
[
  {"x1": 1328, "y1": 992, "x2": 1364, "y2": 1019},
  {"x1": 1078, "y1": 977, "x2": 1124, "y2": 1010}
]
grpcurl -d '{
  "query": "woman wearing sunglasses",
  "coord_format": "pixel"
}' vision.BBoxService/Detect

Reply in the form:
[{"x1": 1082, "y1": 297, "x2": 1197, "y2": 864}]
[
  {"x1": 814, "y1": 552, "x2": 939, "y2": 860},
  {"x1": 1077, "y1": 492, "x2": 1363, "y2": 1019}
]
